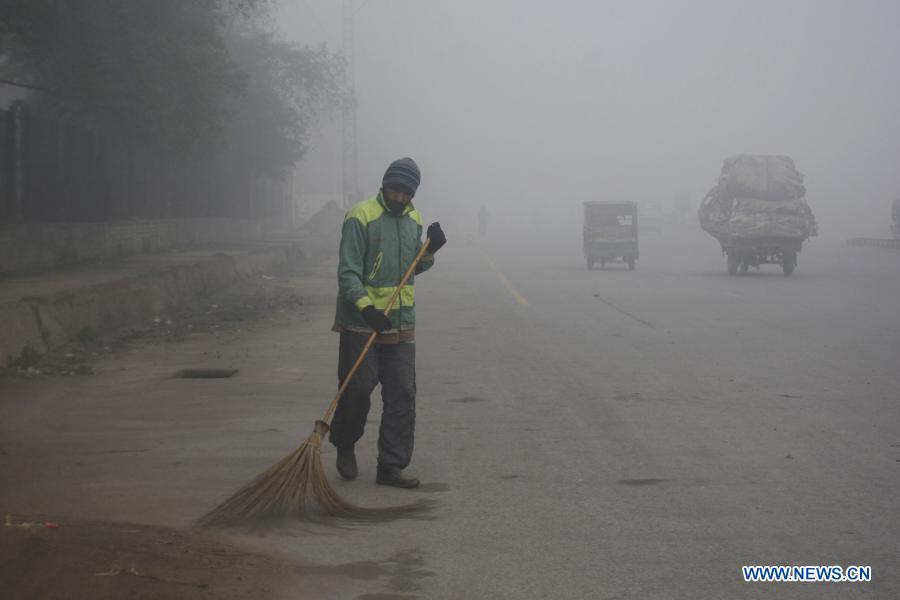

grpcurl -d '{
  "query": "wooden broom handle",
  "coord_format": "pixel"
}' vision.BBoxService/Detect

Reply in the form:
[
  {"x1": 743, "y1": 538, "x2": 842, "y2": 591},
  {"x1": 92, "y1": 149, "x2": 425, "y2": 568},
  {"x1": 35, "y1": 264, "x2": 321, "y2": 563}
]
[{"x1": 321, "y1": 238, "x2": 433, "y2": 424}]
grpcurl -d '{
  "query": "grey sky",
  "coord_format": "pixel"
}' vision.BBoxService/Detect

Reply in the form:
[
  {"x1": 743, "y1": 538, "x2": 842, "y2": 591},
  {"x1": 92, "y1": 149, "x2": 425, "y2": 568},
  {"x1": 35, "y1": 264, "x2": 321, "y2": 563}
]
[{"x1": 279, "y1": 0, "x2": 900, "y2": 240}]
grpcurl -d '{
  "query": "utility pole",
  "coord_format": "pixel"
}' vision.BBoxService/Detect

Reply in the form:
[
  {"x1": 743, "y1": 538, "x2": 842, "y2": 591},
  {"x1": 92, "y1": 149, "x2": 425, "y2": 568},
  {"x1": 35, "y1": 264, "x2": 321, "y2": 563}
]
[
  {"x1": 341, "y1": 0, "x2": 360, "y2": 209},
  {"x1": 10, "y1": 101, "x2": 27, "y2": 223}
]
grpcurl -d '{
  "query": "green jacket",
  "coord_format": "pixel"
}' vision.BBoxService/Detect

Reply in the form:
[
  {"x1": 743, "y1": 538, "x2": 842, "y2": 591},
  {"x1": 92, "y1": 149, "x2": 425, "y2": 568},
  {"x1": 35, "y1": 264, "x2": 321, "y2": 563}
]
[{"x1": 334, "y1": 192, "x2": 434, "y2": 332}]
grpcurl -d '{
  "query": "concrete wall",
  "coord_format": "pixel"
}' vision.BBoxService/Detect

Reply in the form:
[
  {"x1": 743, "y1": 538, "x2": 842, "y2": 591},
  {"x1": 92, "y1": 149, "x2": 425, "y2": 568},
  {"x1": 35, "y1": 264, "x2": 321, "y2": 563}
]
[
  {"x1": 0, "y1": 244, "x2": 299, "y2": 365},
  {"x1": 0, "y1": 218, "x2": 289, "y2": 274}
]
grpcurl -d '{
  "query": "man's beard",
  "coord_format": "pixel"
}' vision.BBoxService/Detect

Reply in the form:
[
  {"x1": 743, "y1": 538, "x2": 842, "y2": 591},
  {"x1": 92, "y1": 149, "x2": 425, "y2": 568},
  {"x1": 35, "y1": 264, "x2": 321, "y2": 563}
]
[{"x1": 386, "y1": 199, "x2": 406, "y2": 215}]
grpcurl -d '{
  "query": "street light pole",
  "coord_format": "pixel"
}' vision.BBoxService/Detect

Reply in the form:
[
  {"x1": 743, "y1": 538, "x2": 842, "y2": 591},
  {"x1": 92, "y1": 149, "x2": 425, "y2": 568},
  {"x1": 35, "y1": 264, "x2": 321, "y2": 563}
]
[{"x1": 341, "y1": 0, "x2": 360, "y2": 210}]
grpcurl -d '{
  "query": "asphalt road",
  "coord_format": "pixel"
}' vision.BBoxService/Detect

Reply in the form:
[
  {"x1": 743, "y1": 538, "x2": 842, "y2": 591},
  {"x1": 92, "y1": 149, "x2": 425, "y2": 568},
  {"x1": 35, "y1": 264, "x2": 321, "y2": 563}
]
[{"x1": 1, "y1": 226, "x2": 898, "y2": 599}]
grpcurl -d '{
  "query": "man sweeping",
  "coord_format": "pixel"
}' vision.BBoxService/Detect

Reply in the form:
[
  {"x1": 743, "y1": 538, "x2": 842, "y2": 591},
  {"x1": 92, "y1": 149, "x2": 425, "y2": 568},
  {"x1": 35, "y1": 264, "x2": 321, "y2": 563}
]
[{"x1": 329, "y1": 157, "x2": 446, "y2": 489}]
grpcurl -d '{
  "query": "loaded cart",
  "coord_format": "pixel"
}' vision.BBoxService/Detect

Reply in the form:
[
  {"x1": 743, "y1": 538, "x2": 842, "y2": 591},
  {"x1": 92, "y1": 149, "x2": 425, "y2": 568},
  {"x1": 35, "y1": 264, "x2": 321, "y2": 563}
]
[{"x1": 698, "y1": 155, "x2": 817, "y2": 276}]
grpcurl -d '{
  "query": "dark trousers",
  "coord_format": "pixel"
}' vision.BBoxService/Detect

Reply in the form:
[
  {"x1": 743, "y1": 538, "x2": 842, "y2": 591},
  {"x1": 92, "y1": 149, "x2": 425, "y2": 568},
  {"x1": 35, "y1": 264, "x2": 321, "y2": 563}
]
[{"x1": 329, "y1": 332, "x2": 416, "y2": 470}]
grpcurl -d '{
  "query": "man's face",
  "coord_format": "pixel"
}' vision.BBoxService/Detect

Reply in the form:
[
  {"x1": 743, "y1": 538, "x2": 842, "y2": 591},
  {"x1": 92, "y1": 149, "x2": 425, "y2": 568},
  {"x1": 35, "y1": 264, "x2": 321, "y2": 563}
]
[{"x1": 383, "y1": 186, "x2": 414, "y2": 211}]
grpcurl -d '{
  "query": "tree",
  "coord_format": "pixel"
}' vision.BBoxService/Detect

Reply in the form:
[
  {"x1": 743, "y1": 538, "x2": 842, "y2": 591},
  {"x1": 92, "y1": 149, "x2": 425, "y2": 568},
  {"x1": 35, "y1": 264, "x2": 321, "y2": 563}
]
[
  {"x1": 0, "y1": 0, "x2": 245, "y2": 157},
  {"x1": 223, "y1": 30, "x2": 347, "y2": 180},
  {"x1": 0, "y1": 0, "x2": 348, "y2": 219}
]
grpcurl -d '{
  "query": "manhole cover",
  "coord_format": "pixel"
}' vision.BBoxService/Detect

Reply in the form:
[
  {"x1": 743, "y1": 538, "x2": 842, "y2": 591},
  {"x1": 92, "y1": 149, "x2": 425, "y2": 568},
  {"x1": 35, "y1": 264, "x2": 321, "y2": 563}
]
[{"x1": 174, "y1": 369, "x2": 238, "y2": 379}]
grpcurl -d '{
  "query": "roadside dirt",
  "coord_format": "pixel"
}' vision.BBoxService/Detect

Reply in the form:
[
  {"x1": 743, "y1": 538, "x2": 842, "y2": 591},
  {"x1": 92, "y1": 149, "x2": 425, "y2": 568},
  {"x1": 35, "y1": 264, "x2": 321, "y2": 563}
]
[
  {"x1": 0, "y1": 260, "x2": 332, "y2": 599},
  {"x1": 1, "y1": 513, "x2": 298, "y2": 600}
]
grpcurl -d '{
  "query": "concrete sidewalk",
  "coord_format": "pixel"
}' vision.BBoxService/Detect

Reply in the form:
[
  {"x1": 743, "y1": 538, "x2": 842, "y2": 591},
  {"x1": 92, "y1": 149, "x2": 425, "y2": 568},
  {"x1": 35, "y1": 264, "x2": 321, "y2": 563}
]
[{"x1": 0, "y1": 241, "x2": 304, "y2": 365}]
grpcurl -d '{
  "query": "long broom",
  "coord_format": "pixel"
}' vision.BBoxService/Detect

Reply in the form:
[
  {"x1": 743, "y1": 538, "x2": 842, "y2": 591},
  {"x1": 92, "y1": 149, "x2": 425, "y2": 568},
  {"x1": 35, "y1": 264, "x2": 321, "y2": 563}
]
[{"x1": 198, "y1": 239, "x2": 435, "y2": 527}]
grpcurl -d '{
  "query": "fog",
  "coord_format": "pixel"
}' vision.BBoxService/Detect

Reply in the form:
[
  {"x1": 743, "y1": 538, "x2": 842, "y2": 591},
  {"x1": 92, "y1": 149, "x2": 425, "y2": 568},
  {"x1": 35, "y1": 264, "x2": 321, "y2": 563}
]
[
  {"x1": 281, "y1": 0, "x2": 900, "y2": 243},
  {"x1": 4, "y1": 4, "x2": 900, "y2": 595}
]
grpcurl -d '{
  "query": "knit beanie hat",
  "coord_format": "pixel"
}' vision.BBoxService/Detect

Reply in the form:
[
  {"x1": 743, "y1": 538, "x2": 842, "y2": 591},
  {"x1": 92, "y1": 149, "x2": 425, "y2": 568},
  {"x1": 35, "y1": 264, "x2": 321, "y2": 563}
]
[{"x1": 382, "y1": 157, "x2": 421, "y2": 195}]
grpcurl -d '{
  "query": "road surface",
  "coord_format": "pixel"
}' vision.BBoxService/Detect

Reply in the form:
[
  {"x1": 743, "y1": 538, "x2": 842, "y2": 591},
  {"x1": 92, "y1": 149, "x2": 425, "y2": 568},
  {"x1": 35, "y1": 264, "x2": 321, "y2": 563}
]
[{"x1": 1, "y1": 227, "x2": 898, "y2": 599}]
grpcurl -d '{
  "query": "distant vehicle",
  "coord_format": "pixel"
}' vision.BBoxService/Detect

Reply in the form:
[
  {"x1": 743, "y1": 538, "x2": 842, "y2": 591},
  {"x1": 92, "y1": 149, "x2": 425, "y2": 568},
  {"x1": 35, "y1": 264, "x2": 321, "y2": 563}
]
[
  {"x1": 583, "y1": 201, "x2": 639, "y2": 270},
  {"x1": 638, "y1": 201, "x2": 664, "y2": 234},
  {"x1": 698, "y1": 155, "x2": 817, "y2": 276}
]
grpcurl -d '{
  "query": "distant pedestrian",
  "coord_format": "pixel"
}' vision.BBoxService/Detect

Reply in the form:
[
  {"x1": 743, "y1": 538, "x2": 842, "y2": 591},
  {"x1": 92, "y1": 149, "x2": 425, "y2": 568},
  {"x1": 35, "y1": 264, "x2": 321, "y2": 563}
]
[{"x1": 329, "y1": 157, "x2": 446, "y2": 488}]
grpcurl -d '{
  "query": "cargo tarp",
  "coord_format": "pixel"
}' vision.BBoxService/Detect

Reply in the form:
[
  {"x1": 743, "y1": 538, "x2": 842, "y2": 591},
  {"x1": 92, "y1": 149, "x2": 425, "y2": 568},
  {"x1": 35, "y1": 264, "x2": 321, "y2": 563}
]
[
  {"x1": 699, "y1": 196, "x2": 816, "y2": 241},
  {"x1": 728, "y1": 197, "x2": 814, "y2": 239},
  {"x1": 721, "y1": 155, "x2": 805, "y2": 201},
  {"x1": 698, "y1": 154, "x2": 817, "y2": 243}
]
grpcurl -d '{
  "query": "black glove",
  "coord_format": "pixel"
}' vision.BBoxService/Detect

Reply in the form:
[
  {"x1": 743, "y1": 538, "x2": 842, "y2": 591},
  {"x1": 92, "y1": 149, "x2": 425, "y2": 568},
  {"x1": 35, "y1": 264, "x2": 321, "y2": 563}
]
[
  {"x1": 426, "y1": 222, "x2": 446, "y2": 254},
  {"x1": 360, "y1": 305, "x2": 392, "y2": 333}
]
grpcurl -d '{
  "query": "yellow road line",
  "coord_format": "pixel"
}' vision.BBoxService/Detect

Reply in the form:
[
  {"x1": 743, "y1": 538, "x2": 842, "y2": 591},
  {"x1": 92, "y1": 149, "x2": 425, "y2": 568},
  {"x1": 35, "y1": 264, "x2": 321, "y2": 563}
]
[{"x1": 485, "y1": 256, "x2": 529, "y2": 307}]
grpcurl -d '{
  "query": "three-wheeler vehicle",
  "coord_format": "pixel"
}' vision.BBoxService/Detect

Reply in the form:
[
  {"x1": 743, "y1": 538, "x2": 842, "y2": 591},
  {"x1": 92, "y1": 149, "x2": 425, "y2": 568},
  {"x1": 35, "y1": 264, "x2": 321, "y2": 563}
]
[
  {"x1": 583, "y1": 201, "x2": 639, "y2": 270},
  {"x1": 721, "y1": 236, "x2": 803, "y2": 276}
]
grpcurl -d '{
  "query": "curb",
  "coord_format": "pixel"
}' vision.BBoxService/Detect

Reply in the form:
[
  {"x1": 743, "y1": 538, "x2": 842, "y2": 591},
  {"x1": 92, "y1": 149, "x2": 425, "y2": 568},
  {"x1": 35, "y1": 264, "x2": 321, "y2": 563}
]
[{"x1": 0, "y1": 244, "x2": 300, "y2": 366}]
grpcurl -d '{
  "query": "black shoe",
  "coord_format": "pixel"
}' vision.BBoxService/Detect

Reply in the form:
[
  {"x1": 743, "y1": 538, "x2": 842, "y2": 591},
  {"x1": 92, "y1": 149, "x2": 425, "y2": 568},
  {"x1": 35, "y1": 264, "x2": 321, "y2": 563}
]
[
  {"x1": 336, "y1": 446, "x2": 357, "y2": 480},
  {"x1": 376, "y1": 467, "x2": 419, "y2": 489}
]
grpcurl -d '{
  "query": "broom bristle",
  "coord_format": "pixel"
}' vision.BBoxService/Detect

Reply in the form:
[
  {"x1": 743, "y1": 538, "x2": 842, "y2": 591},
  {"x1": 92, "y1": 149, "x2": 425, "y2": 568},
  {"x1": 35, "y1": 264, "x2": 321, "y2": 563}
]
[{"x1": 197, "y1": 425, "x2": 432, "y2": 527}]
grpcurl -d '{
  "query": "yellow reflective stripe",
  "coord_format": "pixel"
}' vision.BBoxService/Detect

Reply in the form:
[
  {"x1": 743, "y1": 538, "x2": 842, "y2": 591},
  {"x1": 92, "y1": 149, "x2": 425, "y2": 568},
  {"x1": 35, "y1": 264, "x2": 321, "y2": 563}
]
[
  {"x1": 401, "y1": 285, "x2": 415, "y2": 307},
  {"x1": 368, "y1": 251, "x2": 383, "y2": 280},
  {"x1": 355, "y1": 296, "x2": 374, "y2": 310},
  {"x1": 407, "y1": 208, "x2": 423, "y2": 225},
  {"x1": 364, "y1": 285, "x2": 415, "y2": 310},
  {"x1": 345, "y1": 196, "x2": 384, "y2": 225}
]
